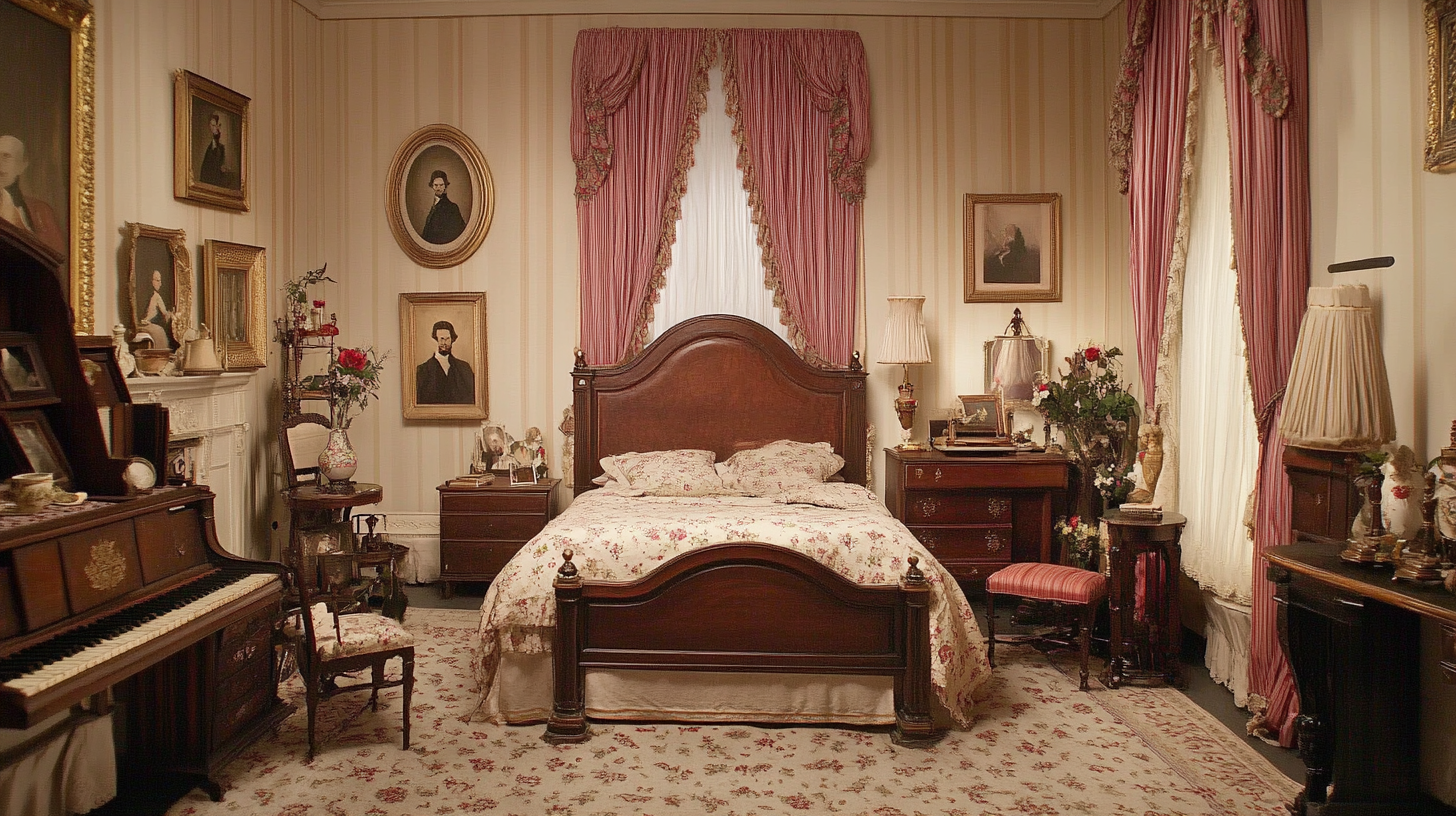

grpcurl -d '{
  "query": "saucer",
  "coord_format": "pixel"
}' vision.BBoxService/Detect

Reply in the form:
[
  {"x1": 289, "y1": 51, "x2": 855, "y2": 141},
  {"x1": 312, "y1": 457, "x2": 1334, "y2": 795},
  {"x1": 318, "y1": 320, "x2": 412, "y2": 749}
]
[{"x1": 51, "y1": 489, "x2": 87, "y2": 506}]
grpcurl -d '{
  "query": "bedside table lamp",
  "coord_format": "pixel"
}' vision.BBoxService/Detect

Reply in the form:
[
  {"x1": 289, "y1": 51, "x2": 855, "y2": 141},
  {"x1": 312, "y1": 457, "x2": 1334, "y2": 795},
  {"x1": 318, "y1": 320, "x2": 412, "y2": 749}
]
[
  {"x1": 878, "y1": 296, "x2": 932, "y2": 451},
  {"x1": 1277, "y1": 284, "x2": 1396, "y2": 564}
]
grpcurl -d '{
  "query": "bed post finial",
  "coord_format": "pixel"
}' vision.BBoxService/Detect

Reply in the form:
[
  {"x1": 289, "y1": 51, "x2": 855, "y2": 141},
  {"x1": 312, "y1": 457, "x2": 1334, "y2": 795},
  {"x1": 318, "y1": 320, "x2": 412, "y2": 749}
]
[
  {"x1": 556, "y1": 549, "x2": 580, "y2": 585},
  {"x1": 850, "y1": 351, "x2": 863, "y2": 372},
  {"x1": 904, "y1": 555, "x2": 925, "y2": 586}
]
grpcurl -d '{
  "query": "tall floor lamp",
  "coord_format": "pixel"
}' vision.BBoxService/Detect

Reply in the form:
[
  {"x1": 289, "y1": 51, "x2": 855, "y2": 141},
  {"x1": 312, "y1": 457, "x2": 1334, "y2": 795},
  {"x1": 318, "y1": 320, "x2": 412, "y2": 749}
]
[
  {"x1": 878, "y1": 296, "x2": 932, "y2": 451},
  {"x1": 1277, "y1": 284, "x2": 1397, "y2": 565}
]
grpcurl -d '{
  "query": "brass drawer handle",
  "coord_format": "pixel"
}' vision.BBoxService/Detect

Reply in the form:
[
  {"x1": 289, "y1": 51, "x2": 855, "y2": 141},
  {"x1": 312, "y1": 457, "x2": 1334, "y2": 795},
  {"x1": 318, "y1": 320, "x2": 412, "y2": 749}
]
[
  {"x1": 934, "y1": 468, "x2": 944, "y2": 482},
  {"x1": 914, "y1": 467, "x2": 925, "y2": 480},
  {"x1": 987, "y1": 498, "x2": 1009, "y2": 519},
  {"x1": 231, "y1": 643, "x2": 259, "y2": 664},
  {"x1": 915, "y1": 498, "x2": 941, "y2": 518},
  {"x1": 1335, "y1": 597, "x2": 1365, "y2": 609},
  {"x1": 985, "y1": 532, "x2": 1004, "y2": 553},
  {"x1": 1313, "y1": 493, "x2": 1325, "y2": 506},
  {"x1": 918, "y1": 532, "x2": 937, "y2": 550}
]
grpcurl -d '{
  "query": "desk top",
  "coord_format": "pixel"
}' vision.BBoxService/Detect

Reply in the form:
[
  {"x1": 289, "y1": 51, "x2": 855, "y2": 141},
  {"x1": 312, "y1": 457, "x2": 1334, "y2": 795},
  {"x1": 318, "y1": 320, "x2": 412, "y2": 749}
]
[
  {"x1": 1104, "y1": 509, "x2": 1187, "y2": 529},
  {"x1": 1265, "y1": 540, "x2": 1456, "y2": 627}
]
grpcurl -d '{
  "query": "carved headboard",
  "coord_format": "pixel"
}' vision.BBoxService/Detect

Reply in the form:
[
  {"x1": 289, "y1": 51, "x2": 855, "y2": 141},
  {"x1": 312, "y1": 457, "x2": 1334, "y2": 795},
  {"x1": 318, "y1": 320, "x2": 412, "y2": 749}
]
[{"x1": 572, "y1": 316, "x2": 867, "y2": 495}]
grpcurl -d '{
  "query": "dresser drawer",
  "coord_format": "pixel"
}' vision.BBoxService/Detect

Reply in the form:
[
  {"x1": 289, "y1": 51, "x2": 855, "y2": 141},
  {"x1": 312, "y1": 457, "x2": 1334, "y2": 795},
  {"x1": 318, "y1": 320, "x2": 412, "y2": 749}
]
[
  {"x1": 903, "y1": 491, "x2": 1015, "y2": 524},
  {"x1": 441, "y1": 491, "x2": 551, "y2": 514},
  {"x1": 220, "y1": 602, "x2": 275, "y2": 649},
  {"x1": 901, "y1": 461, "x2": 1067, "y2": 490},
  {"x1": 441, "y1": 540, "x2": 522, "y2": 579},
  {"x1": 441, "y1": 512, "x2": 548, "y2": 542},
  {"x1": 934, "y1": 560, "x2": 1009, "y2": 584},
  {"x1": 218, "y1": 627, "x2": 271, "y2": 682},
  {"x1": 908, "y1": 525, "x2": 1013, "y2": 561}
]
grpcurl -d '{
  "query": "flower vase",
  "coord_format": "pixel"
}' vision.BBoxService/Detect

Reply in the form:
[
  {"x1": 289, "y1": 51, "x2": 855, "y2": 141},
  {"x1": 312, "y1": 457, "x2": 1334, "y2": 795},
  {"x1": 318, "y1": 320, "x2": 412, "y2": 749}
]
[{"x1": 318, "y1": 427, "x2": 358, "y2": 484}]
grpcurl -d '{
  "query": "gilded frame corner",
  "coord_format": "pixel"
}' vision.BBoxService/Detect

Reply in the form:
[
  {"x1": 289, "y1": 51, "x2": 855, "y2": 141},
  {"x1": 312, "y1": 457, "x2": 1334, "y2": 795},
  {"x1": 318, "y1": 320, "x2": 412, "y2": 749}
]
[{"x1": 203, "y1": 239, "x2": 267, "y2": 370}]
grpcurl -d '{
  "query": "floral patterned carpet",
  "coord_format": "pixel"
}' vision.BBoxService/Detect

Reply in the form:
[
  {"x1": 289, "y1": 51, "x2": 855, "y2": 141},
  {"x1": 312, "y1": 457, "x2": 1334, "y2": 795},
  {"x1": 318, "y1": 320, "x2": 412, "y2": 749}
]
[{"x1": 169, "y1": 607, "x2": 1300, "y2": 816}]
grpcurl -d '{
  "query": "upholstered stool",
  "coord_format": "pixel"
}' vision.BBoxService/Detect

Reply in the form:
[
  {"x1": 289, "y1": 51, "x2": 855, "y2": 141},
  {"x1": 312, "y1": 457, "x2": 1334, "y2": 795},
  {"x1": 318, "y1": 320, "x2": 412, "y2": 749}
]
[{"x1": 985, "y1": 562, "x2": 1108, "y2": 691}]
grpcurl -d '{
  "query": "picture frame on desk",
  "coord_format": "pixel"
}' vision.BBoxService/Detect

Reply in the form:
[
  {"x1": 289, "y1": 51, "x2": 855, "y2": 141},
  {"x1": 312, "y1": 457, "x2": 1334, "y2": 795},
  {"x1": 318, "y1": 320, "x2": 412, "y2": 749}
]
[
  {"x1": 0, "y1": 332, "x2": 54, "y2": 402},
  {"x1": 0, "y1": 408, "x2": 71, "y2": 488}
]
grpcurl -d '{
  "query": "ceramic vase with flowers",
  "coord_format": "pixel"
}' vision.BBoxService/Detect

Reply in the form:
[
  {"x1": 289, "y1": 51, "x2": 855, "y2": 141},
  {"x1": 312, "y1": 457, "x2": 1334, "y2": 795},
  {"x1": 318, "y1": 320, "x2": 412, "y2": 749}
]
[
  {"x1": 311, "y1": 346, "x2": 389, "y2": 486},
  {"x1": 1032, "y1": 343, "x2": 1140, "y2": 535}
]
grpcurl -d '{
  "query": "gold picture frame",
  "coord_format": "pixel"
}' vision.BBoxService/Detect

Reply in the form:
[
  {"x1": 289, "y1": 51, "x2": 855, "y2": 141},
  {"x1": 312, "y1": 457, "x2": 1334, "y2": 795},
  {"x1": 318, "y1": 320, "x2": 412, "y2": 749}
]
[
  {"x1": 963, "y1": 193, "x2": 1062, "y2": 303},
  {"x1": 203, "y1": 239, "x2": 267, "y2": 370},
  {"x1": 955, "y1": 394, "x2": 1007, "y2": 438},
  {"x1": 386, "y1": 124, "x2": 494, "y2": 269},
  {"x1": 399, "y1": 292, "x2": 488, "y2": 420},
  {"x1": 125, "y1": 222, "x2": 192, "y2": 353},
  {"x1": 173, "y1": 70, "x2": 251, "y2": 211},
  {"x1": 1427, "y1": 0, "x2": 1456, "y2": 172},
  {"x1": 1, "y1": 0, "x2": 95, "y2": 333}
]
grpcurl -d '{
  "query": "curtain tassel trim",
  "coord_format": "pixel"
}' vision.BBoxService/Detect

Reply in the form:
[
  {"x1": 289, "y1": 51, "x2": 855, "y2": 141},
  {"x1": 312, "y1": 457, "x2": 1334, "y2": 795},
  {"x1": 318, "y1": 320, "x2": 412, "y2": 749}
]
[{"x1": 1109, "y1": 0, "x2": 1156, "y2": 195}]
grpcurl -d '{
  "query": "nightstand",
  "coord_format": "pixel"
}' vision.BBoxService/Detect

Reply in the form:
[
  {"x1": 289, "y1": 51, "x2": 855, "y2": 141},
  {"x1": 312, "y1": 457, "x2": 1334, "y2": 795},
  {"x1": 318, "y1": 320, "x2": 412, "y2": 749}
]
[
  {"x1": 436, "y1": 478, "x2": 559, "y2": 597},
  {"x1": 884, "y1": 448, "x2": 1068, "y2": 587}
]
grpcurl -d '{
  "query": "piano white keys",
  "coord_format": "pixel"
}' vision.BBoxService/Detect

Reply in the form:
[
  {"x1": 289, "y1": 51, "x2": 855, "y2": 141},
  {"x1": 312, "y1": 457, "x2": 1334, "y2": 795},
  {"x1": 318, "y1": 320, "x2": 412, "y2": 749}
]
[{"x1": 1, "y1": 573, "x2": 279, "y2": 697}]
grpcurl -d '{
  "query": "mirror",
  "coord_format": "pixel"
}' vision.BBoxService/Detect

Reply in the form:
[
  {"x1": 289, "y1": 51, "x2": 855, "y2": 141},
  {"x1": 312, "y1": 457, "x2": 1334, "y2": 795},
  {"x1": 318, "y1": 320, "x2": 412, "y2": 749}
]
[{"x1": 982, "y1": 308, "x2": 1050, "y2": 410}]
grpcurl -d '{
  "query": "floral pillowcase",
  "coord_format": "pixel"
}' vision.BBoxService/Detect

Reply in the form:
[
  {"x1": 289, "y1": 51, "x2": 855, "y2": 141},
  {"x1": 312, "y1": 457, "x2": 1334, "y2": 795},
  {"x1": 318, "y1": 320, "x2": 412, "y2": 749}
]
[
  {"x1": 597, "y1": 449, "x2": 734, "y2": 497},
  {"x1": 718, "y1": 440, "x2": 845, "y2": 497}
]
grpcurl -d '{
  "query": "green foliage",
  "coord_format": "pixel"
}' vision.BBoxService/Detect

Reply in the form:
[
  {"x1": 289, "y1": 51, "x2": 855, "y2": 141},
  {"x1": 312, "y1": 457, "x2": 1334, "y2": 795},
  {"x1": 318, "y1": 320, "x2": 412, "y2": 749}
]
[{"x1": 283, "y1": 264, "x2": 336, "y2": 309}]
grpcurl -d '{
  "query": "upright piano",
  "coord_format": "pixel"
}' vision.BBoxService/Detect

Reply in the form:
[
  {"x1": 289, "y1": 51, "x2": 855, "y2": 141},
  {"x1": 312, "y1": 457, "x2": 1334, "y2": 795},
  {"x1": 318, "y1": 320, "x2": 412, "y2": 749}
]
[{"x1": 0, "y1": 222, "x2": 288, "y2": 802}]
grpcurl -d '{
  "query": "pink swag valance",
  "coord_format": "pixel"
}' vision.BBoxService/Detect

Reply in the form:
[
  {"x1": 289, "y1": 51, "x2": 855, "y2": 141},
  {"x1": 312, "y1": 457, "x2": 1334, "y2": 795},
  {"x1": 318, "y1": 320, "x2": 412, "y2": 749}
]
[{"x1": 572, "y1": 27, "x2": 870, "y2": 367}]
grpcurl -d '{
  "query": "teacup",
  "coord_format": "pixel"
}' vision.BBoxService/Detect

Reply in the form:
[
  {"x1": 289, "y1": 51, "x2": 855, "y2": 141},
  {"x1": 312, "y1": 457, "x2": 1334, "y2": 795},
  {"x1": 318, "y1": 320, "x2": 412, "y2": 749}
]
[{"x1": 6, "y1": 472, "x2": 54, "y2": 513}]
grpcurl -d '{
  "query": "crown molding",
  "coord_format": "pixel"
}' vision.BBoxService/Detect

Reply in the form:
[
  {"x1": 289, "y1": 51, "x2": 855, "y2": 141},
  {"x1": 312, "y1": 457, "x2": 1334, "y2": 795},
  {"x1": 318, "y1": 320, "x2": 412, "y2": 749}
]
[{"x1": 293, "y1": 0, "x2": 1122, "y2": 22}]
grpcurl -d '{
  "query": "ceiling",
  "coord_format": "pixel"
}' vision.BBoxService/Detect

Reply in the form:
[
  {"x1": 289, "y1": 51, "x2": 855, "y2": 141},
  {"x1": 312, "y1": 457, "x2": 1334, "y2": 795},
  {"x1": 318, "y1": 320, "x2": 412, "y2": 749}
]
[{"x1": 293, "y1": 0, "x2": 1124, "y2": 21}]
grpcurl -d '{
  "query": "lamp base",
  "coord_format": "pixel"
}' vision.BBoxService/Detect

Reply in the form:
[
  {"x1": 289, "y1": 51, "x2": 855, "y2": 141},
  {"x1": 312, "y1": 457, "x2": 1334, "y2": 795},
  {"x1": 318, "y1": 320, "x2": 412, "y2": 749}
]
[
  {"x1": 1340, "y1": 533, "x2": 1396, "y2": 565},
  {"x1": 1394, "y1": 552, "x2": 1444, "y2": 582}
]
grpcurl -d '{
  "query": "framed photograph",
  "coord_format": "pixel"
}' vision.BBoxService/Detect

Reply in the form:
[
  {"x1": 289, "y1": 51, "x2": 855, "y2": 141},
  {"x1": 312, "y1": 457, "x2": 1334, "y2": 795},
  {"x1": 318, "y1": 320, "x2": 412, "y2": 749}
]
[
  {"x1": 301, "y1": 521, "x2": 354, "y2": 556},
  {"x1": 956, "y1": 394, "x2": 1007, "y2": 438},
  {"x1": 0, "y1": 332, "x2": 53, "y2": 402},
  {"x1": 174, "y1": 70, "x2": 250, "y2": 211},
  {"x1": 984, "y1": 334, "x2": 1050, "y2": 409},
  {"x1": 204, "y1": 239, "x2": 267, "y2": 369},
  {"x1": 963, "y1": 193, "x2": 1062, "y2": 303},
  {"x1": 386, "y1": 124, "x2": 495, "y2": 269},
  {"x1": 399, "y1": 292, "x2": 488, "y2": 420},
  {"x1": 126, "y1": 222, "x2": 192, "y2": 352},
  {"x1": 509, "y1": 465, "x2": 538, "y2": 486},
  {"x1": 1, "y1": 409, "x2": 71, "y2": 487},
  {"x1": 0, "y1": 0, "x2": 96, "y2": 332},
  {"x1": 475, "y1": 420, "x2": 515, "y2": 472},
  {"x1": 1427, "y1": 0, "x2": 1456, "y2": 171},
  {"x1": 165, "y1": 435, "x2": 203, "y2": 485}
]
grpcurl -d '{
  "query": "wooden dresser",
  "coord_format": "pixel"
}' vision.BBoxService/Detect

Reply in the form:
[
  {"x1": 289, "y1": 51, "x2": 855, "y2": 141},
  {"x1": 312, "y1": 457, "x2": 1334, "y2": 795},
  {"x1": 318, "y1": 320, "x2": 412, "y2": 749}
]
[
  {"x1": 437, "y1": 479, "x2": 559, "y2": 597},
  {"x1": 884, "y1": 448, "x2": 1068, "y2": 587},
  {"x1": 1283, "y1": 445, "x2": 1362, "y2": 544}
]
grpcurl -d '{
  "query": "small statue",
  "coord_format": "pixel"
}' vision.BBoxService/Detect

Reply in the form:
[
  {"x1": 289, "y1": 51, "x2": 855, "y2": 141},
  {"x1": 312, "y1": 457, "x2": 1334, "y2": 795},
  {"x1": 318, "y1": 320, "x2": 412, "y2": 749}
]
[
  {"x1": 559, "y1": 407, "x2": 575, "y2": 488},
  {"x1": 111, "y1": 323, "x2": 136, "y2": 378},
  {"x1": 1127, "y1": 410, "x2": 1164, "y2": 503},
  {"x1": 522, "y1": 426, "x2": 548, "y2": 480}
]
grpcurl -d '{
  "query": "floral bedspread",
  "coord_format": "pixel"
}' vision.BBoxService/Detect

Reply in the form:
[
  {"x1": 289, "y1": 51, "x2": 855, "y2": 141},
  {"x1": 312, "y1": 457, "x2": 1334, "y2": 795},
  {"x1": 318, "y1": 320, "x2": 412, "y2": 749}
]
[{"x1": 469, "y1": 484, "x2": 990, "y2": 727}]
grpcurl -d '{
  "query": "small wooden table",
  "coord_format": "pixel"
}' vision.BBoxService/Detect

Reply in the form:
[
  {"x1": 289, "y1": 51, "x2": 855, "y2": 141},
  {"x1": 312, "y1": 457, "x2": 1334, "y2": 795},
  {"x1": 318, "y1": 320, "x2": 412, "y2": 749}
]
[
  {"x1": 1102, "y1": 509, "x2": 1186, "y2": 688},
  {"x1": 437, "y1": 478, "x2": 559, "y2": 597},
  {"x1": 282, "y1": 481, "x2": 384, "y2": 599}
]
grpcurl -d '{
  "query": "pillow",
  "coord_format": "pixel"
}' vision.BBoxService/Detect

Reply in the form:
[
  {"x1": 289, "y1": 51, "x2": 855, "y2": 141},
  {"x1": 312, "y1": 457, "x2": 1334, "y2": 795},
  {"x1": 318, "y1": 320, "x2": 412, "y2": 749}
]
[
  {"x1": 720, "y1": 440, "x2": 845, "y2": 497},
  {"x1": 597, "y1": 449, "x2": 733, "y2": 497}
]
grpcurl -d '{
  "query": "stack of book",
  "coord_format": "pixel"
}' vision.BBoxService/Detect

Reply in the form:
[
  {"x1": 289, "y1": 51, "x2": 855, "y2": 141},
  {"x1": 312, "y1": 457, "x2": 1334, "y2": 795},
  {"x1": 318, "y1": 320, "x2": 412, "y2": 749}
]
[
  {"x1": 446, "y1": 473, "x2": 495, "y2": 488},
  {"x1": 1116, "y1": 502, "x2": 1163, "y2": 521}
]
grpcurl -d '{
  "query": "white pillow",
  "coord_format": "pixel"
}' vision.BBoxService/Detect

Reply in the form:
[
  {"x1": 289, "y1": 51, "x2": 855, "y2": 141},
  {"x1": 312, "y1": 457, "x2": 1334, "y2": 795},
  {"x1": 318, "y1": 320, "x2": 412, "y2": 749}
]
[{"x1": 597, "y1": 449, "x2": 734, "y2": 497}]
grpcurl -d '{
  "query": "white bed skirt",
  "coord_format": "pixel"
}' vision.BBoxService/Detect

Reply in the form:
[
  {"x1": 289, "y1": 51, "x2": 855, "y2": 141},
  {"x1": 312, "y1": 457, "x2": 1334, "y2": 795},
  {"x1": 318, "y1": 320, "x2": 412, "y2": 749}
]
[
  {"x1": 1201, "y1": 591, "x2": 1252, "y2": 708},
  {"x1": 485, "y1": 652, "x2": 905, "y2": 726}
]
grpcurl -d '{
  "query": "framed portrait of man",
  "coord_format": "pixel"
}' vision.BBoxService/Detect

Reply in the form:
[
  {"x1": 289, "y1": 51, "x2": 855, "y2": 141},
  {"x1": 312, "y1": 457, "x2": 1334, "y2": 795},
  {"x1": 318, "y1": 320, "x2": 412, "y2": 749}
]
[
  {"x1": 125, "y1": 222, "x2": 192, "y2": 353},
  {"x1": 399, "y1": 291, "x2": 488, "y2": 420},
  {"x1": 173, "y1": 70, "x2": 250, "y2": 212},
  {"x1": 0, "y1": 0, "x2": 96, "y2": 332},
  {"x1": 386, "y1": 124, "x2": 494, "y2": 269}
]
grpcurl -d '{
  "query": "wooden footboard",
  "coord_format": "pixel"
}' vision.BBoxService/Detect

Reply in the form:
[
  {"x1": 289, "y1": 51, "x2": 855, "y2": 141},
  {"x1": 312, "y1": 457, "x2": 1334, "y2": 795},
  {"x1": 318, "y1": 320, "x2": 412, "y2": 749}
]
[{"x1": 545, "y1": 543, "x2": 942, "y2": 747}]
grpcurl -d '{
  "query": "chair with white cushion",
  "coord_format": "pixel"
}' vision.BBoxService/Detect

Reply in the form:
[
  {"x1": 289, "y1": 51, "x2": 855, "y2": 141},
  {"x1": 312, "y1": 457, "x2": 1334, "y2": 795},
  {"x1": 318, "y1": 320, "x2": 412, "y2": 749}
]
[
  {"x1": 985, "y1": 562, "x2": 1108, "y2": 691},
  {"x1": 290, "y1": 550, "x2": 415, "y2": 759}
]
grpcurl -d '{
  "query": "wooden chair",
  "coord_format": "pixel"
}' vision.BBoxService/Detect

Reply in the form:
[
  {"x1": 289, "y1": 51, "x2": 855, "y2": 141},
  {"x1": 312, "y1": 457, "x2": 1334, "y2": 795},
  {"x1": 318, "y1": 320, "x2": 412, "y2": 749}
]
[
  {"x1": 289, "y1": 545, "x2": 415, "y2": 760},
  {"x1": 985, "y1": 562, "x2": 1108, "y2": 691}
]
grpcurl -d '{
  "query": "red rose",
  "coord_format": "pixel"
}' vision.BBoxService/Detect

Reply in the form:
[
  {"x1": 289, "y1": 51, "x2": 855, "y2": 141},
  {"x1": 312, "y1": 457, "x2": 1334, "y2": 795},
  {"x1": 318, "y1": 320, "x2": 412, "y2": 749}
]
[
  {"x1": 1068, "y1": 515, "x2": 1080, "y2": 527},
  {"x1": 1083, "y1": 346, "x2": 1101, "y2": 362},
  {"x1": 337, "y1": 348, "x2": 367, "y2": 371},
  {"x1": 1391, "y1": 485, "x2": 1411, "y2": 500},
  {"x1": 312, "y1": 299, "x2": 325, "y2": 308}
]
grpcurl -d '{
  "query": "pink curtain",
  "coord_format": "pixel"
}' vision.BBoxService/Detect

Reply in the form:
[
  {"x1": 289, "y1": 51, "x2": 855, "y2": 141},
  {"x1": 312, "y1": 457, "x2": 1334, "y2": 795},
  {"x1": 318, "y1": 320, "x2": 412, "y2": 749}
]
[
  {"x1": 1124, "y1": 0, "x2": 1190, "y2": 410},
  {"x1": 573, "y1": 28, "x2": 711, "y2": 365},
  {"x1": 1219, "y1": 0, "x2": 1309, "y2": 748},
  {"x1": 723, "y1": 29, "x2": 867, "y2": 367}
]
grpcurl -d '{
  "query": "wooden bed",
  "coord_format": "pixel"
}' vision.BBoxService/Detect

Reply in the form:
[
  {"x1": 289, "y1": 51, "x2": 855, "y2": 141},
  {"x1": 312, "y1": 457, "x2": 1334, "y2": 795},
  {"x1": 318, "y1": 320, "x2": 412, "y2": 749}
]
[{"x1": 545, "y1": 315, "x2": 941, "y2": 747}]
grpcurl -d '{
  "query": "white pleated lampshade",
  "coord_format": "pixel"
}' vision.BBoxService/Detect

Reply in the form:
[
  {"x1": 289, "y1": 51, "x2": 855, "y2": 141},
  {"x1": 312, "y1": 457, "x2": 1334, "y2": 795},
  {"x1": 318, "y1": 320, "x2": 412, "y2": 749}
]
[
  {"x1": 878, "y1": 296, "x2": 931, "y2": 365},
  {"x1": 1278, "y1": 284, "x2": 1396, "y2": 450}
]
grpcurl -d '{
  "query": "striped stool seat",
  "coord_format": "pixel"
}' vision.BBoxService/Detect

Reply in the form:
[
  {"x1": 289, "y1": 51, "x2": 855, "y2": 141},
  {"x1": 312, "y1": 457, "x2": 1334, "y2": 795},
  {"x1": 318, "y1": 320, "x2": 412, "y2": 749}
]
[{"x1": 985, "y1": 563, "x2": 1108, "y2": 691}]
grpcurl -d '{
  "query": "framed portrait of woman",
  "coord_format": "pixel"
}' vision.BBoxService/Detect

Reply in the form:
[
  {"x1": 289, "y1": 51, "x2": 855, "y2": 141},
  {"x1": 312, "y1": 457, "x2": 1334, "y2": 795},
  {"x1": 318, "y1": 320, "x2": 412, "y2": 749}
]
[
  {"x1": 125, "y1": 222, "x2": 192, "y2": 352},
  {"x1": 174, "y1": 70, "x2": 250, "y2": 212}
]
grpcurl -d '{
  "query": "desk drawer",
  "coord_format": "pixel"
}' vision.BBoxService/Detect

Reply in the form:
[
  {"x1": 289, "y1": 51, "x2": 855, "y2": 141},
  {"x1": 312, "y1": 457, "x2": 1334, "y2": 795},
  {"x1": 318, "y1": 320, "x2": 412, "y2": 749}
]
[
  {"x1": 441, "y1": 512, "x2": 548, "y2": 541},
  {"x1": 441, "y1": 492, "x2": 550, "y2": 514},
  {"x1": 907, "y1": 525, "x2": 1013, "y2": 562},
  {"x1": 441, "y1": 540, "x2": 522, "y2": 579},
  {"x1": 903, "y1": 491, "x2": 1014, "y2": 524},
  {"x1": 901, "y1": 461, "x2": 1066, "y2": 489}
]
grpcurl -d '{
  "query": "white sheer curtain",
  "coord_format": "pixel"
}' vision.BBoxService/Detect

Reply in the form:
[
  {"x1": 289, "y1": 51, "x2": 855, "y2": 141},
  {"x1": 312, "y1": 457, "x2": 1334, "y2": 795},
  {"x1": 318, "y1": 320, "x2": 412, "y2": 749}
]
[
  {"x1": 649, "y1": 64, "x2": 785, "y2": 342},
  {"x1": 1165, "y1": 48, "x2": 1261, "y2": 705}
]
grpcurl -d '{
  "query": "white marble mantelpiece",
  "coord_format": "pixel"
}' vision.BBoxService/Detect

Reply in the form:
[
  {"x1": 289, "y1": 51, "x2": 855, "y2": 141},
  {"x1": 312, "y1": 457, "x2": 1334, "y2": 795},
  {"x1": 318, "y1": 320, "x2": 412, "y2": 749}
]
[{"x1": 126, "y1": 372, "x2": 254, "y2": 555}]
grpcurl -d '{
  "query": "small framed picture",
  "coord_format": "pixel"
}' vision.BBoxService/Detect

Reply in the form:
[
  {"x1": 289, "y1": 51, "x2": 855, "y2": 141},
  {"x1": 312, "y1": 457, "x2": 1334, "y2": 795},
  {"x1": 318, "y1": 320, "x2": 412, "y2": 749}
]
[
  {"x1": 386, "y1": 124, "x2": 495, "y2": 268},
  {"x1": 956, "y1": 394, "x2": 1007, "y2": 438},
  {"x1": 126, "y1": 222, "x2": 193, "y2": 352},
  {"x1": 964, "y1": 193, "x2": 1062, "y2": 303},
  {"x1": 203, "y1": 239, "x2": 267, "y2": 369},
  {"x1": 1427, "y1": 0, "x2": 1456, "y2": 172},
  {"x1": 0, "y1": 409, "x2": 72, "y2": 487},
  {"x1": 400, "y1": 292, "x2": 488, "y2": 420},
  {"x1": 165, "y1": 436, "x2": 203, "y2": 485},
  {"x1": 509, "y1": 465, "x2": 538, "y2": 486},
  {"x1": 173, "y1": 70, "x2": 250, "y2": 211},
  {"x1": 0, "y1": 333, "x2": 53, "y2": 402}
]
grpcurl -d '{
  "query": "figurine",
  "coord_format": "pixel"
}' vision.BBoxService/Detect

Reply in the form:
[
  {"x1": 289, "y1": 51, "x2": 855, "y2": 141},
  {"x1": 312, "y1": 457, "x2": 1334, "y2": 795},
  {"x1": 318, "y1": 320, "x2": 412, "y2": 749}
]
[
  {"x1": 111, "y1": 323, "x2": 136, "y2": 378},
  {"x1": 522, "y1": 426, "x2": 548, "y2": 480},
  {"x1": 1127, "y1": 411, "x2": 1164, "y2": 503}
]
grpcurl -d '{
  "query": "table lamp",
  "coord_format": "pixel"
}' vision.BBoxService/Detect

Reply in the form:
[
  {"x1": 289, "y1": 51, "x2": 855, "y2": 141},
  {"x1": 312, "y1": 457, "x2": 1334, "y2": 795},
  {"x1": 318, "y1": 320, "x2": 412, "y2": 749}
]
[
  {"x1": 1277, "y1": 284, "x2": 1396, "y2": 564},
  {"x1": 878, "y1": 296, "x2": 932, "y2": 451}
]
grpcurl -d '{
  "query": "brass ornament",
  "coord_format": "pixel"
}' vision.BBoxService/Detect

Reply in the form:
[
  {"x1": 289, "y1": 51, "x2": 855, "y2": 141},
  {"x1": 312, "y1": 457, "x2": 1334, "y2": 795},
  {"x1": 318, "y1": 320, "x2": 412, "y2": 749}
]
[{"x1": 84, "y1": 539, "x2": 127, "y2": 591}]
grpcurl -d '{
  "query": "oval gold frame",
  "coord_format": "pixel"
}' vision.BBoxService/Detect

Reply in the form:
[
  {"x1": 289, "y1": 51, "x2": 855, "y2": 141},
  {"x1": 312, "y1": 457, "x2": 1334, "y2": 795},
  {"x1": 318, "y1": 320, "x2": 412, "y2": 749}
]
[{"x1": 386, "y1": 124, "x2": 494, "y2": 269}]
